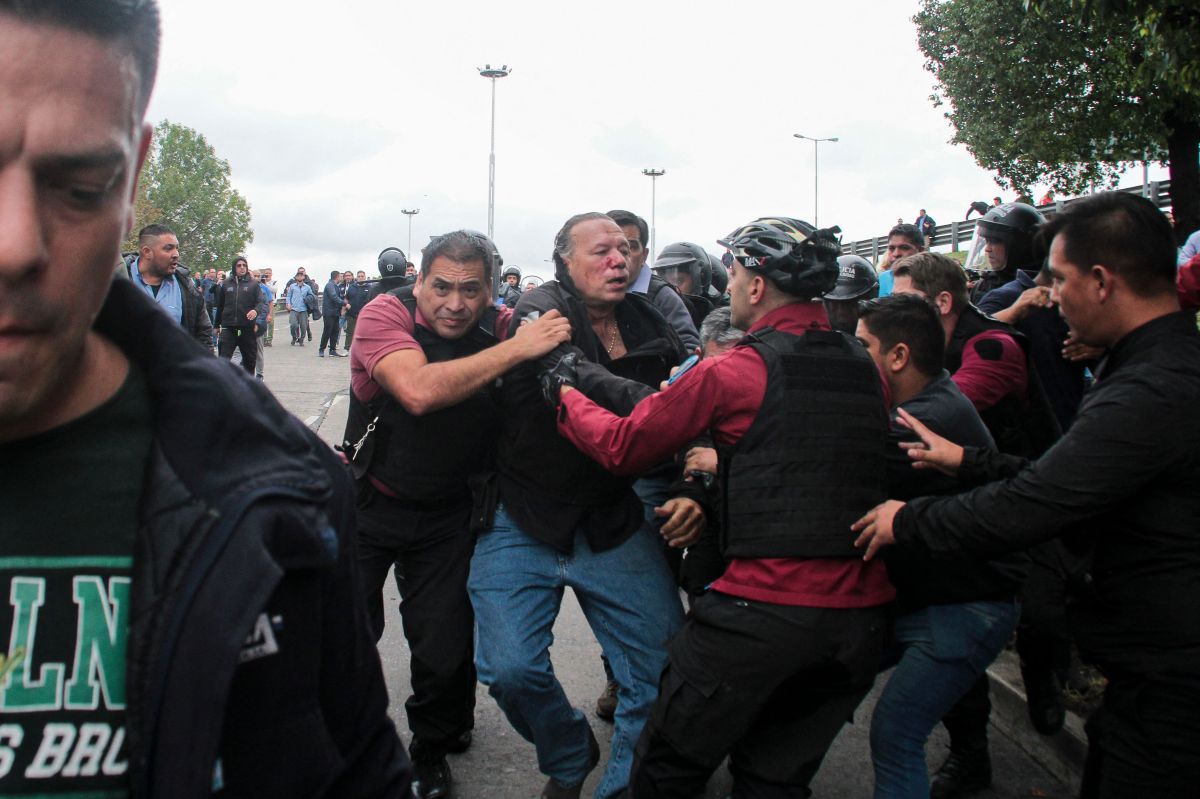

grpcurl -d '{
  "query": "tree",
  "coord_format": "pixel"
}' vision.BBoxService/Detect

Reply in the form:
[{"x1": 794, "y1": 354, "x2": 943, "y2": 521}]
[
  {"x1": 126, "y1": 120, "x2": 254, "y2": 270},
  {"x1": 915, "y1": 0, "x2": 1200, "y2": 239}
]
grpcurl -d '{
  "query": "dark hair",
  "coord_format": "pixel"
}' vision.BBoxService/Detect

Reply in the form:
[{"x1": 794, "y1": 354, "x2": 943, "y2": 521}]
[
  {"x1": 1037, "y1": 192, "x2": 1176, "y2": 297},
  {"x1": 888, "y1": 223, "x2": 925, "y2": 249},
  {"x1": 892, "y1": 252, "x2": 969, "y2": 312},
  {"x1": 857, "y1": 294, "x2": 945, "y2": 377},
  {"x1": 552, "y1": 212, "x2": 614, "y2": 273},
  {"x1": 605, "y1": 209, "x2": 648, "y2": 248},
  {"x1": 137, "y1": 223, "x2": 173, "y2": 247},
  {"x1": 330, "y1": 270, "x2": 340, "y2": 279},
  {"x1": 0, "y1": 0, "x2": 161, "y2": 115},
  {"x1": 231, "y1": 256, "x2": 248, "y2": 269},
  {"x1": 420, "y1": 230, "x2": 494, "y2": 282}
]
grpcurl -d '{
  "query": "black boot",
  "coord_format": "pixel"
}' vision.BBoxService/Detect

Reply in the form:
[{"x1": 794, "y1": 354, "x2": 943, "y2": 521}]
[
  {"x1": 410, "y1": 740, "x2": 452, "y2": 799},
  {"x1": 1021, "y1": 664, "x2": 1066, "y2": 735},
  {"x1": 930, "y1": 747, "x2": 992, "y2": 798}
]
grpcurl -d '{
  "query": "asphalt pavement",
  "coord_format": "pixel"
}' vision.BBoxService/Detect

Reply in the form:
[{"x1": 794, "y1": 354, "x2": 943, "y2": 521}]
[{"x1": 258, "y1": 314, "x2": 1073, "y2": 798}]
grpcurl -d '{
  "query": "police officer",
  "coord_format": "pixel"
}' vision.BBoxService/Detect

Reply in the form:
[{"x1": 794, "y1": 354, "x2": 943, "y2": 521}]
[
  {"x1": 344, "y1": 230, "x2": 571, "y2": 799},
  {"x1": 499, "y1": 265, "x2": 523, "y2": 308},
  {"x1": 969, "y1": 202, "x2": 1046, "y2": 304},
  {"x1": 823, "y1": 254, "x2": 879, "y2": 334},
  {"x1": 368, "y1": 246, "x2": 413, "y2": 301},
  {"x1": 547, "y1": 216, "x2": 895, "y2": 797},
  {"x1": 651, "y1": 242, "x2": 717, "y2": 328}
]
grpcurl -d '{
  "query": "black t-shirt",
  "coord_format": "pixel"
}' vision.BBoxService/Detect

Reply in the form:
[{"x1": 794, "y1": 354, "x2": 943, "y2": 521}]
[{"x1": 0, "y1": 364, "x2": 152, "y2": 795}]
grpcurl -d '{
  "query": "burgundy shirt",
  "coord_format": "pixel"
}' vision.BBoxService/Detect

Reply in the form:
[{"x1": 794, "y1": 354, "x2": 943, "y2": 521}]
[
  {"x1": 559, "y1": 302, "x2": 895, "y2": 608},
  {"x1": 952, "y1": 329, "x2": 1027, "y2": 411},
  {"x1": 350, "y1": 293, "x2": 513, "y2": 402}
]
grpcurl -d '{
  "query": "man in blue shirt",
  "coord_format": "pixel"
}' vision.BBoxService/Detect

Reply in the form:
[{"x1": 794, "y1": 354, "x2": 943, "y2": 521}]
[
  {"x1": 125, "y1": 224, "x2": 212, "y2": 350},
  {"x1": 286, "y1": 273, "x2": 315, "y2": 347}
]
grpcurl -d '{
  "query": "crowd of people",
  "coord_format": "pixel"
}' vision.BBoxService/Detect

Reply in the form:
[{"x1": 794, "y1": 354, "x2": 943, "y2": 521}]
[{"x1": 4, "y1": 2, "x2": 1200, "y2": 799}]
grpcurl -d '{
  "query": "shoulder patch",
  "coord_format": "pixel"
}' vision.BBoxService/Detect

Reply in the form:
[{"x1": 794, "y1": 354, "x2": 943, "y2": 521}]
[{"x1": 973, "y1": 337, "x2": 1004, "y2": 361}]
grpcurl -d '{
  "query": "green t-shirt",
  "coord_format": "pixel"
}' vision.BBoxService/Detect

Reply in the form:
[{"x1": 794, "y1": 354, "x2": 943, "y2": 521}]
[{"x1": 0, "y1": 365, "x2": 151, "y2": 796}]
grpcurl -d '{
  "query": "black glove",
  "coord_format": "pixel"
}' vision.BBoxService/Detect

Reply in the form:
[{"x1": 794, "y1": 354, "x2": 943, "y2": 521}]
[{"x1": 539, "y1": 351, "x2": 579, "y2": 408}]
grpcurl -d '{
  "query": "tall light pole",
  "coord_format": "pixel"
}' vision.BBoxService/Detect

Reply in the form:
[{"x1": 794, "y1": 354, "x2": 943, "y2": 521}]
[
  {"x1": 793, "y1": 133, "x2": 838, "y2": 226},
  {"x1": 401, "y1": 208, "x2": 420, "y2": 258},
  {"x1": 642, "y1": 168, "x2": 665, "y2": 261},
  {"x1": 478, "y1": 64, "x2": 511, "y2": 241}
]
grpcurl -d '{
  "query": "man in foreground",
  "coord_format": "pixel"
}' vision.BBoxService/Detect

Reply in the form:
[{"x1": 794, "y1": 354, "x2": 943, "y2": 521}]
[
  {"x1": 549, "y1": 216, "x2": 895, "y2": 797},
  {"x1": 0, "y1": 1, "x2": 410, "y2": 794},
  {"x1": 854, "y1": 193, "x2": 1200, "y2": 797},
  {"x1": 347, "y1": 229, "x2": 571, "y2": 798},
  {"x1": 471, "y1": 212, "x2": 689, "y2": 799}
]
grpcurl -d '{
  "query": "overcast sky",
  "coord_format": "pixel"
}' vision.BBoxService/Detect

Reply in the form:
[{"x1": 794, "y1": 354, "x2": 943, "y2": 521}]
[{"x1": 146, "y1": 0, "x2": 1165, "y2": 281}]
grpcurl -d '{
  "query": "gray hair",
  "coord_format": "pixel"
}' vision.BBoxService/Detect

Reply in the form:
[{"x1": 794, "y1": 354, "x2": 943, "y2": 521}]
[
  {"x1": 552, "y1": 212, "x2": 612, "y2": 272},
  {"x1": 699, "y1": 307, "x2": 744, "y2": 349}
]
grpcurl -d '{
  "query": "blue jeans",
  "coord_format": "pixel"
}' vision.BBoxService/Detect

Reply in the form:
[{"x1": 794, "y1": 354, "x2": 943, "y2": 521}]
[
  {"x1": 469, "y1": 505, "x2": 684, "y2": 799},
  {"x1": 870, "y1": 599, "x2": 1020, "y2": 798}
]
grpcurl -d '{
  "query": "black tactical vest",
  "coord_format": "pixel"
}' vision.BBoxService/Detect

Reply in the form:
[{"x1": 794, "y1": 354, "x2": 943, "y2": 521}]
[
  {"x1": 945, "y1": 306, "x2": 1060, "y2": 458},
  {"x1": 344, "y1": 287, "x2": 500, "y2": 504},
  {"x1": 719, "y1": 327, "x2": 889, "y2": 559}
]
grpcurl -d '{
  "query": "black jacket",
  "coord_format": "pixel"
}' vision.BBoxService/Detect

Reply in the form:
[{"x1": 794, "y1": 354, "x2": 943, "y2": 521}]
[
  {"x1": 884, "y1": 371, "x2": 1026, "y2": 611},
  {"x1": 95, "y1": 279, "x2": 411, "y2": 797},
  {"x1": 215, "y1": 273, "x2": 270, "y2": 330},
  {"x1": 895, "y1": 312, "x2": 1200, "y2": 684},
  {"x1": 496, "y1": 280, "x2": 686, "y2": 552}
]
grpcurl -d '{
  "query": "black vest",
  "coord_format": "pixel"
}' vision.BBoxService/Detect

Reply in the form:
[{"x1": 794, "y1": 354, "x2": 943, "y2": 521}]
[
  {"x1": 945, "y1": 306, "x2": 1060, "y2": 458},
  {"x1": 719, "y1": 327, "x2": 889, "y2": 559},
  {"x1": 345, "y1": 287, "x2": 500, "y2": 504}
]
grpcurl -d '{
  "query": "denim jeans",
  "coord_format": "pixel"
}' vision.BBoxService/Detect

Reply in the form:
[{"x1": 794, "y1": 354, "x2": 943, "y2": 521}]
[
  {"x1": 870, "y1": 599, "x2": 1020, "y2": 798},
  {"x1": 469, "y1": 504, "x2": 684, "y2": 799}
]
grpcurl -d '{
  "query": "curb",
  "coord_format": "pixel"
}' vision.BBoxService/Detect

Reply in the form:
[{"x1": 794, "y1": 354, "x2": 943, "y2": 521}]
[{"x1": 987, "y1": 651, "x2": 1087, "y2": 792}]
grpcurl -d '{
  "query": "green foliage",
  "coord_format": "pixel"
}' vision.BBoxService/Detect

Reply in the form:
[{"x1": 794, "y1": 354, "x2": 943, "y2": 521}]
[
  {"x1": 915, "y1": 0, "x2": 1197, "y2": 197},
  {"x1": 126, "y1": 121, "x2": 253, "y2": 272},
  {"x1": 1025, "y1": 1, "x2": 1200, "y2": 96}
]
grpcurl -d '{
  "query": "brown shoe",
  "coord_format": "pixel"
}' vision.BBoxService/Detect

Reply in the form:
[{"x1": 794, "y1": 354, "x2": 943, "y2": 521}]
[{"x1": 595, "y1": 680, "x2": 618, "y2": 722}]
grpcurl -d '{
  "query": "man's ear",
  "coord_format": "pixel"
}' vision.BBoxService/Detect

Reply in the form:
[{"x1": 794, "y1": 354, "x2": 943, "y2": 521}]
[
  {"x1": 934, "y1": 291, "x2": 954, "y2": 316},
  {"x1": 889, "y1": 343, "x2": 910, "y2": 373},
  {"x1": 1092, "y1": 264, "x2": 1113, "y2": 302}
]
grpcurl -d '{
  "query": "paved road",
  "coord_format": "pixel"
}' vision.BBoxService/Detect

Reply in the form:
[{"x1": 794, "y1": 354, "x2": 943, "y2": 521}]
[{"x1": 257, "y1": 315, "x2": 1072, "y2": 798}]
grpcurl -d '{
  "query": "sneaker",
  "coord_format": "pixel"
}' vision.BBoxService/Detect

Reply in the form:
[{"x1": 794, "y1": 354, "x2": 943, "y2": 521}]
[
  {"x1": 318, "y1": 350, "x2": 325, "y2": 357},
  {"x1": 930, "y1": 748, "x2": 992, "y2": 798},
  {"x1": 595, "y1": 680, "x2": 618, "y2": 722},
  {"x1": 540, "y1": 727, "x2": 599, "y2": 799},
  {"x1": 329, "y1": 349, "x2": 347, "y2": 357},
  {"x1": 411, "y1": 756, "x2": 452, "y2": 799}
]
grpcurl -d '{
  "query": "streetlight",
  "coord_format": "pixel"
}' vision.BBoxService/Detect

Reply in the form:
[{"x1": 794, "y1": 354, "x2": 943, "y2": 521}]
[
  {"x1": 401, "y1": 208, "x2": 420, "y2": 258},
  {"x1": 642, "y1": 168, "x2": 665, "y2": 261},
  {"x1": 793, "y1": 133, "x2": 838, "y2": 226},
  {"x1": 478, "y1": 64, "x2": 511, "y2": 241}
]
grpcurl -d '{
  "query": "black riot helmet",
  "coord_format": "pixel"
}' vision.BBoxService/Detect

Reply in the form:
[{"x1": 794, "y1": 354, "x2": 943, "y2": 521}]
[
  {"x1": 823, "y1": 255, "x2": 879, "y2": 301},
  {"x1": 653, "y1": 242, "x2": 711, "y2": 296},
  {"x1": 706, "y1": 251, "x2": 728, "y2": 298},
  {"x1": 378, "y1": 246, "x2": 408, "y2": 278},
  {"x1": 974, "y1": 202, "x2": 1045, "y2": 271},
  {"x1": 718, "y1": 217, "x2": 842, "y2": 299},
  {"x1": 502, "y1": 265, "x2": 522, "y2": 280}
]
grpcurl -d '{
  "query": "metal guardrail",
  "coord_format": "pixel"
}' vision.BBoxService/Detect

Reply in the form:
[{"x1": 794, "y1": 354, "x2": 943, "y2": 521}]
[{"x1": 842, "y1": 180, "x2": 1174, "y2": 261}]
